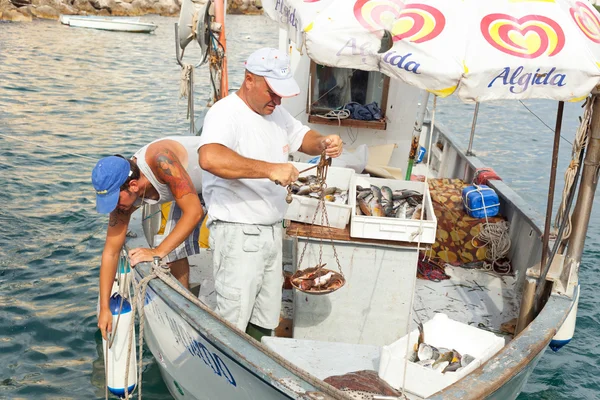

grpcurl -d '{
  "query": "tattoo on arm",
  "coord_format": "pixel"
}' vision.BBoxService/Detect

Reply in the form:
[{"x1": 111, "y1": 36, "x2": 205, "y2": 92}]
[{"x1": 154, "y1": 149, "x2": 195, "y2": 199}]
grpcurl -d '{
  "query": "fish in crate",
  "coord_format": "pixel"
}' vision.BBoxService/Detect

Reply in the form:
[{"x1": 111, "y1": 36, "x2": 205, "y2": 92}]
[
  {"x1": 290, "y1": 174, "x2": 349, "y2": 204},
  {"x1": 407, "y1": 321, "x2": 475, "y2": 373},
  {"x1": 355, "y1": 184, "x2": 425, "y2": 220}
]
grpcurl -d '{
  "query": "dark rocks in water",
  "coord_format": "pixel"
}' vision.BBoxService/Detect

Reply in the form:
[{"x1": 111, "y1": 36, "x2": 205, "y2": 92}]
[
  {"x1": 11, "y1": 0, "x2": 30, "y2": 8},
  {"x1": 227, "y1": 0, "x2": 262, "y2": 15},
  {"x1": 0, "y1": 0, "x2": 183, "y2": 20},
  {"x1": 324, "y1": 370, "x2": 402, "y2": 397},
  {"x1": 1, "y1": 8, "x2": 32, "y2": 20}
]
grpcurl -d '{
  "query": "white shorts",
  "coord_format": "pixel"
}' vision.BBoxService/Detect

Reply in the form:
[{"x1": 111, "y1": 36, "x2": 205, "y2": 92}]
[{"x1": 208, "y1": 221, "x2": 283, "y2": 331}]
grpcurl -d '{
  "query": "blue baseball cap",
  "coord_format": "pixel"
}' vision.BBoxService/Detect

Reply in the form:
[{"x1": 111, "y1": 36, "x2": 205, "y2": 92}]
[{"x1": 92, "y1": 156, "x2": 131, "y2": 214}]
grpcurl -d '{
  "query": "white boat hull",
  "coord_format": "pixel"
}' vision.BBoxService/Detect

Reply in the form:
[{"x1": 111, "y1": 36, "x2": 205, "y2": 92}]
[{"x1": 136, "y1": 278, "x2": 308, "y2": 399}]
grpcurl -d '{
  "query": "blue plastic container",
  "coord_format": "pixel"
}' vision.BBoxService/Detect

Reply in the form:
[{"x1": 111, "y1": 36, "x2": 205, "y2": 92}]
[{"x1": 462, "y1": 184, "x2": 499, "y2": 218}]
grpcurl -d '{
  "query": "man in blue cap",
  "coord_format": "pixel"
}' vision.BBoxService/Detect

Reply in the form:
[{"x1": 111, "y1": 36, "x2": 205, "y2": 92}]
[{"x1": 92, "y1": 136, "x2": 204, "y2": 341}]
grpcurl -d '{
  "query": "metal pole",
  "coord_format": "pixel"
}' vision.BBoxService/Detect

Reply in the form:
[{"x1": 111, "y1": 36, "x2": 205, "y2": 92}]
[
  {"x1": 563, "y1": 95, "x2": 600, "y2": 296},
  {"x1": 540, "y1": 101, "x2": 564, "y2": 283},
  {"x1": 405, "y1": 91, "x2": 430, "y2": 180},
  {"x1": 466, "y1": 102, "x2": 480, "y2": 156},
  {"x1": 516, "y1": 101, "x2": 564, "y2": 334}
]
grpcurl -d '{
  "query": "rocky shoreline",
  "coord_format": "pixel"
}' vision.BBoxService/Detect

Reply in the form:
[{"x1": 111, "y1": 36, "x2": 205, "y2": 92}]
[{"x1": 0, "y1": 0, "x2": 262, "y2": 22}]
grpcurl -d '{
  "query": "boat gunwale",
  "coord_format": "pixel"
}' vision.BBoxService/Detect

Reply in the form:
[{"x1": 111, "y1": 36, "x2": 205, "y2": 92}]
[
  {"x1": 133, "y1": 264, "x2": 350, "y2": 400},
  {"x1": 430, "y1": 292, "x2": 572, "y2": 399}
]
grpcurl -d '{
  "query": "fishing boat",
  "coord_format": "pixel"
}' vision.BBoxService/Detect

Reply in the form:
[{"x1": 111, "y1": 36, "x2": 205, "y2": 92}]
[
  {"x1": 111, "y1": 0, "x2": 600, "y2": 398},
  {"x1": 59, "y1": 15, "x2": 157, "y2": 33}
]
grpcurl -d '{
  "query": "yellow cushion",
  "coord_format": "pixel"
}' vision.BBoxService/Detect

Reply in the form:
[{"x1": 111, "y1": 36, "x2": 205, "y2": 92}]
[
  {"x1": 157, "y1": 202, "x2": 172, "y2": 235},
  {"x1": 199, "y1": 215, "x2": 210, "y2": 249}
]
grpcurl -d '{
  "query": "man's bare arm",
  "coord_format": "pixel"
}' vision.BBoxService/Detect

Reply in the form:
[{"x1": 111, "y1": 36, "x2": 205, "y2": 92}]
[
  {"x1": 145, "y1": 149, "x2": 203, "y2": 260},
  {"x1": 100, "y1": 208, "x2": 131, "y2": 310},
  {"x1": 199, "y1": 143, "x2": 299, "y2": 186}
]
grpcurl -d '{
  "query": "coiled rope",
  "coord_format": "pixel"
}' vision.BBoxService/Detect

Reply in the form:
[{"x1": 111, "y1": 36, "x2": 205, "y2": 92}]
[
  {"x1": 464, "y1": 185, "x2": 512, "y2": 275},
  {"x1": 554, "y1": 96, "x2": 593, "y2": 240}
]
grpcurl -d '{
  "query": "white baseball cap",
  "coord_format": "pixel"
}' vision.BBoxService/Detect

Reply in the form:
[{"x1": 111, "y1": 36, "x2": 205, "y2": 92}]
[{"x1": 245, "y1": 48, "x2": 300, "y2": 98}]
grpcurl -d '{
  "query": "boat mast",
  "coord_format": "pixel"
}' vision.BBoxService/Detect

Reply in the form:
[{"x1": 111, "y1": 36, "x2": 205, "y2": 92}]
[
  {"x1": 215, "y1": 0, "x2": 228, "y2": 98},
  {"x1": 561, "y1": 95, "x2": 600, "y2": 296}
]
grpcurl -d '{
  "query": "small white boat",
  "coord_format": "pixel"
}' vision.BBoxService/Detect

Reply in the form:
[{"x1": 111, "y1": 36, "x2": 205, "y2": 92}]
[{"x1": 59, "y1": 15, "x2": 157, "y2": 33}]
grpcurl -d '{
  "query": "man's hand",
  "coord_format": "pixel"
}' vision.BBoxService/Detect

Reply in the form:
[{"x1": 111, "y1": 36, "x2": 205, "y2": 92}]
[
  {"x1": 321, "y1": 135, "x2": 343, "y2": 158},
  {"x1": 269, "y1": 163, "x2": 299, "y2": 186},
  {"x1": 98, "y1": 307, "x2": 113, "y2": 341},
  {"x1": 128, "y1": 247, "x2": 159, "y2": 266}
]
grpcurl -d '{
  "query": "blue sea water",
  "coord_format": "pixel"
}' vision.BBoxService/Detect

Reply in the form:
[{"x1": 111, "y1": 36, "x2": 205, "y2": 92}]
[{"x1": 0, "y1": 14, "x2": 598, "y2": 400}]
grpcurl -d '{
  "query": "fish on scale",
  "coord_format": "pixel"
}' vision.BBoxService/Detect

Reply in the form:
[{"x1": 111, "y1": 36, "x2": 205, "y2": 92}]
[
  {"x1": 355, "y1": 184, "x2": 425, "y2": 220},
  {"x1": 408, "y1": 321, "x2": 475, "y2": 374},
  {"x1": 290, "y1": 174, "x2": 349, "y2": 204}
]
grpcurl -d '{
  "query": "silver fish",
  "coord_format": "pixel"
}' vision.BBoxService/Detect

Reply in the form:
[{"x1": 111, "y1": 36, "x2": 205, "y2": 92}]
[
  {"x1": 369, "y1": 196, "x2": 384, "y2": 217},
  {"x1": 418, "y1": 343, "x2": 439, "y2": 362},
  {"x1": 383, "y1": 202, "x2": 394, "y2": 217},
  {"x1": 323, "y1": 186, "x2": 338, "y2": 196},
  {"x1": 433, "y1": 361, "x2": 449, "y2": 371},
  {"x1": 461, "y1": 354, "x2": 475, "y2": 367},
  {"x1": 411, "y1": 204, "x2": 423, "y2": 220},
  {"x1": 297, "y1": 186, "x2": 311, "y2": 196},
  {"x1": 371, "y1": 185, "x2": 382, "y2": 202},
  {"x1": 334, "y1": 192, "x2": 348, "y2": 204},
  {"x1": 357, "y1": 189, "x2": 372, "y2": 200},
  {"x1": 392, "y1": 189, "x2": 423, "y2": 201},
  {"x1": 396, "y1": 202, "x2": 408, "y2": 219},
  {"x1": 408, "y1": 350, "x2": 418, "y2": 363},
  {"x1": 407, "y1": 195, "x2": 421, "y2": 207},
  {"x1": 432, "y1": 352, "x2": 454, "y2": 369},
  {"x1": 381, "y1": 185, "x2": 393, "y2": 203},
  {"x1": 358, "y1": 198, "x2": 372, "y2": 216},
  {"x1": 442, "y1": 362, "x2": 462, "y2": 373}
]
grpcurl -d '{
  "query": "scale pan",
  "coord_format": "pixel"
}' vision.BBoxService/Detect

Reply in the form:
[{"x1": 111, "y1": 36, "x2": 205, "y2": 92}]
[{"x1": 290, "y1": 266, "x2": 345, "y2": 295}]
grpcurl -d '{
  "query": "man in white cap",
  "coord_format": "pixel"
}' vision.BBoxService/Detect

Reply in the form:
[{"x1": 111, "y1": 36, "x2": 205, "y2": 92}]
[{"x1": 198, "y1": 47, "x2": 343, "y2": 341}]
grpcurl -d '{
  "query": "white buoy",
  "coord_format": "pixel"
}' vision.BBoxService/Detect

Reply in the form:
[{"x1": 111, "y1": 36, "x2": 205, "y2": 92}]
[
  {"x1": 103, "y1": 292, "x2": 137, "y2": 398},
  {"x1": 550, "y1": 284, "x2": 580, "y2": 352}
]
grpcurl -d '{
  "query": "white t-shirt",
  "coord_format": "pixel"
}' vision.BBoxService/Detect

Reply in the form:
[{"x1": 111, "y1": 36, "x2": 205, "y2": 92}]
[{"x1": 198, "y1": 93, "x2": 310, "y2": 225}]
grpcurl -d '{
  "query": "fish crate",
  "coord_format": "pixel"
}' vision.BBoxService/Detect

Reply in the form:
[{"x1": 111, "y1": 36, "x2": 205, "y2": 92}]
[
  {"x1": 284, "y1": 162, "x2": 354, "y2": 229},
  {"x1": 349, "y1": 176, "x2": 437, "y2": 244},
  {"x1": 378, "y1": 313, "x2": 505, "y2": 398}
]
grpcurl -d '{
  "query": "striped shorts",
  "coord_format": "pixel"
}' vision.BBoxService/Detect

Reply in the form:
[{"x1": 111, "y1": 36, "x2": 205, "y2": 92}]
[{"x1": 153, "y1": 198, "x2": 206, "y2": 263}]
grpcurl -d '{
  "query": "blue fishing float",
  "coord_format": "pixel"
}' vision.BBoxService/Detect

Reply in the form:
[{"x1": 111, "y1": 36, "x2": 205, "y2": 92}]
[{"x1": 550, "y1": 285, "x2": 580, "y2": 352}]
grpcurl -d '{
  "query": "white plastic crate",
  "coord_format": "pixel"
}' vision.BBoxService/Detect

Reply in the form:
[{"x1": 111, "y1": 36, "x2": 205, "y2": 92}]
[
  {"x1": 378, "y1": 313, "x2": 505, "y2": 398},
  {"x1": 283, "y1": 162, "x2": 354, "y2": 229},
  {"x1": 350, "y1": 176, "x2": 437, "y2": 243}
]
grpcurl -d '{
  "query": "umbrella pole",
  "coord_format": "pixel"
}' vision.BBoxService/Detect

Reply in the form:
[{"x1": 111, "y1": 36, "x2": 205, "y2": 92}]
[
  {"x1": 466, "y1": 102, "x2": 480, "y2": 156},
  {"x1": 405, "y1": 91, "x2": 430, "y2": 180},
  {"x1": 516, "y1": 101, "x2": 564, "y2": 333}
]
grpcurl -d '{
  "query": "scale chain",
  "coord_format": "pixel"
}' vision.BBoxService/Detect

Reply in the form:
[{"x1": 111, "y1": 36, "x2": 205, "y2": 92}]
[{"x1": 295, "y1": 151, "x2": 344, "y2": 277}]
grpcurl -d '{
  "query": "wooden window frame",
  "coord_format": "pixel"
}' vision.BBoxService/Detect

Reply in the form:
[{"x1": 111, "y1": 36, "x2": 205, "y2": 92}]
[{"x1": 307, "y1": 61, "x2": 390, "y2": 130}]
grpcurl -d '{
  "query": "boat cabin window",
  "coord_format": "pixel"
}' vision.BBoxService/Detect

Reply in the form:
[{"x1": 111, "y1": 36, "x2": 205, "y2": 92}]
[{"x1": 308, "y1": 62, "x2": 389, "y2": 130}]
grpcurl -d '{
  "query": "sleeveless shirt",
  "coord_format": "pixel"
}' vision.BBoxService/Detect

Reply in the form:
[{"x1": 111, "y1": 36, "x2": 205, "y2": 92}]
[{"x1": 133, "y1": 136, "x2": 203, "y2": 205}]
